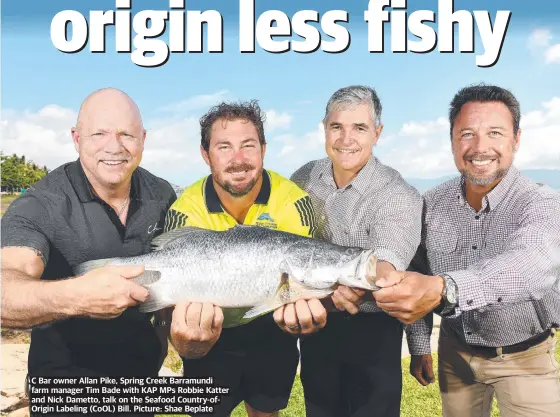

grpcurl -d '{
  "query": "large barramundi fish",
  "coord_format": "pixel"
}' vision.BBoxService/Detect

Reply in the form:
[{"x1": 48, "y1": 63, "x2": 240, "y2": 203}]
[{"x1": 74, "y1": 225, "x2": 379, "y2": 327}]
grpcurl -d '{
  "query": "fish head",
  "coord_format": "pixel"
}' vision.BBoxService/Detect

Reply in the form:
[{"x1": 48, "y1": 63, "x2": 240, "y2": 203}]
[
  {"x1": 282, "y1": 242, "x2": 378, "y2": 291},
  {"x1": 336, "y1": 248, "x2": 379, "y2": 291}
]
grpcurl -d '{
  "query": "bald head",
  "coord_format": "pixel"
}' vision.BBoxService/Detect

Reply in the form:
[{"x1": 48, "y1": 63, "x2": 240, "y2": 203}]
[
  {"x1": 72, "y1": 88, "x2": 146, "y2": 191},
  {"x1": 76, "y1": 88, "x2": 144, "y2": 132}
]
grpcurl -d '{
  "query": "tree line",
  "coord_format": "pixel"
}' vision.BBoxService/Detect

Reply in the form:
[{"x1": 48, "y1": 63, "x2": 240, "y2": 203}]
[{"x1": 1, "y1": 153, "x2": 49, "y2": 193}]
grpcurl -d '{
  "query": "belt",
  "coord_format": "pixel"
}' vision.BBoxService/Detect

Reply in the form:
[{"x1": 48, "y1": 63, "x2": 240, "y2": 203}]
[{"x1": 469, "y1": 329, "x2": 553, "y2": 358}]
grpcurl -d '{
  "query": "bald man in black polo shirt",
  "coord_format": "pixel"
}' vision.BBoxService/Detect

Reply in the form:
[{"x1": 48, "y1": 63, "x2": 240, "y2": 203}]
[{"x1": 1, "y1": 89, "x2": 176, "y2": 390}]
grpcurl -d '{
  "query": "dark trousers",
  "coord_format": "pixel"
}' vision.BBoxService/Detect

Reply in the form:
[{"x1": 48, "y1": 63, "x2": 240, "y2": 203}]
[{"x1": 299, "y1": 311, "x2": 404, "y2": 417}]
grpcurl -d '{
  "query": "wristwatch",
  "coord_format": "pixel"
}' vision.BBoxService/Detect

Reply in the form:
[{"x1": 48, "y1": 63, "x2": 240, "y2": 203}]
[{"x1": 437, "y1": 273, "x2": 458, "y2": 316}]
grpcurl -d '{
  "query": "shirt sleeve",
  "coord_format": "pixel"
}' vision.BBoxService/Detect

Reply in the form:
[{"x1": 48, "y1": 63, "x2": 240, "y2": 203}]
[
  {"x1": 368, "y1": 189, "x2": 423, "y2": 271},
  {"x1": 277, "y1": 190, "x2": 316, "y2": 238},
  {"x1": 405, "y1": 216, "x2": 435, "y2": 355},
  {"x1": 405, "y1": 314, "x2": 433, "y2": 356},
  {"x1": 0, "y1": 191, "x2": 52, "y2": 266},
  {"x1": 163, "y1": 195, "x2": 207, "y2": 232},
  {"x1": 446, "y1": 192, "x2": 560, "y2": 315}
]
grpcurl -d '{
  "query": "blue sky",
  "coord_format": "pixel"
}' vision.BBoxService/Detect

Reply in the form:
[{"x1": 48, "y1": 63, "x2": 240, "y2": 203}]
[{"x1": 2, "y1": 0, "x2": 559, "y2": 187}]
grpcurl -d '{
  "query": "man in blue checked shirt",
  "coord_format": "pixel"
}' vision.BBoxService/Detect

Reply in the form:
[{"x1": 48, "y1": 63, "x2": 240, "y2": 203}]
[{"x1": 374, "y1": 83, "x2": 560, "y2": 417}]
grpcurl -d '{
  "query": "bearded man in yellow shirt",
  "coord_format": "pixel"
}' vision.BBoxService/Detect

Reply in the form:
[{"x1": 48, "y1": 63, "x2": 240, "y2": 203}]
[{"x1": 156, "y1": 100, "x2": 325, "y2": 417}]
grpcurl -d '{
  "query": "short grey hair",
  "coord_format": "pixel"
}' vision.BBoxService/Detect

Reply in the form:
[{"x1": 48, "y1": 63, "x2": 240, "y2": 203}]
[{"x1": 324, "y1": 85, "x2": 382, "y2": 127}]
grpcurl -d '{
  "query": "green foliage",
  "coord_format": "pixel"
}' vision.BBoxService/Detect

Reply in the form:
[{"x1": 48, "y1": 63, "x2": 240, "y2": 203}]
[{"x1": 1, "y1": 152, "x2": 49, "y2": 192}]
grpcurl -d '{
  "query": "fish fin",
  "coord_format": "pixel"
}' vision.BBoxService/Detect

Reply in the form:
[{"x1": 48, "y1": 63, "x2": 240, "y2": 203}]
[
  {"x1": 131, "y1": 270, "x2": 162, "y2": 287},
  {"x1": 242, "y1": 300, "x2": 284, "y2": 321},
  {"x1": 151, "y1": 226, "x2": 213, "y2": 250},
  {"x1": 138, "y1": 296, "x2": 172, "y2": 313},
  {"x1": 73, "y1": 259, "x2": 111, "y2": 276},
  {"x1": 242, "y1": 272, "x2": 290, "y2": 320},
  {"x1": 286, "y1": 277, "x2": 335, "y2": 302}
]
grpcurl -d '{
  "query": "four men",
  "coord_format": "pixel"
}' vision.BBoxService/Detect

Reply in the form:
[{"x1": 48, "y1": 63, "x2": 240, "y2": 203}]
[{"x1": 1, "y1": 84, "x2": 559, "y2": 417}]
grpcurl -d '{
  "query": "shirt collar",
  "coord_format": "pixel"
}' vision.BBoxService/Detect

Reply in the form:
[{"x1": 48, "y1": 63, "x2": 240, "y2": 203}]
[
  {"x1": 457, "y1": 166, "x2": 519, "y2": 211},
  {"x1": 318, "y1": 155, "x2": 380, "y2": 194},
  {"x1": 67, "y1": 159, "x2": 141, "y2": 203},
  {"x1": 204, "y1": 169, "x2": 271, "y2": 214}
]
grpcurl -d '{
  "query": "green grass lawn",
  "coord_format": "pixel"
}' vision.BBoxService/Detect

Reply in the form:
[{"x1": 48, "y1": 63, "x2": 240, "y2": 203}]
[
  {"x1": 1, "y1": 194, "x2": 20, "y2": 216},
  {"x1": 161, "y1": 333, "x2": 560, "y2": 417}
]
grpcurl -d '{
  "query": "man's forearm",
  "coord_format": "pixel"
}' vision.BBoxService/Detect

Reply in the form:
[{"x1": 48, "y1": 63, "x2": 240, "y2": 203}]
[{"x1": 1, "y1": 269, "x2": 78, "y2": 328}]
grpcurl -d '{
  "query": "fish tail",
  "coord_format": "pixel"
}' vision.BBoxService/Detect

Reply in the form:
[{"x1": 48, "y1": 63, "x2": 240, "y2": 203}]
[{"x1": 73, "y1": 258, "x2": 113, "y2": 277}]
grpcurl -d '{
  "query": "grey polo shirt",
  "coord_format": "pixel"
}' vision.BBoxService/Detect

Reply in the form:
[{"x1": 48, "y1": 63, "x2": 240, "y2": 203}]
[{"x1": 1, "y1": 159, "x2": 176, "y2": 376}]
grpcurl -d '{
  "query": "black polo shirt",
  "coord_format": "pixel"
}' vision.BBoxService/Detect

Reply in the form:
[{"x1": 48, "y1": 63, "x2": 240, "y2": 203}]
[{"x1": 1, "y1": 159, "x2": 177, "y2": 377}]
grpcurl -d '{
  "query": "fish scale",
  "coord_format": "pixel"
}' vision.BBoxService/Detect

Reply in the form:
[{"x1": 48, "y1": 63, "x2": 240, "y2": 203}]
[{"x1": 73, "y1": 225, "x2": 380, "y2": 327}]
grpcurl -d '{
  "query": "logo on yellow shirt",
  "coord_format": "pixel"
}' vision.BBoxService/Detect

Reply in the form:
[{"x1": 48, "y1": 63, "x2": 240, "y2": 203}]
[{"x1": 256, "y1": 212, "x2": 277, "y2": 229}]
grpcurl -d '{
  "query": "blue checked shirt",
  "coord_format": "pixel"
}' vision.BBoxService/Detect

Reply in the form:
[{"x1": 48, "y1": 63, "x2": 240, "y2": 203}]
[
  {"x1": 408, "y1": 166, "x2": 560, "y2": 353},
  {"x1": 291, "y1": 156, "x2": 430, "y2": 355}
]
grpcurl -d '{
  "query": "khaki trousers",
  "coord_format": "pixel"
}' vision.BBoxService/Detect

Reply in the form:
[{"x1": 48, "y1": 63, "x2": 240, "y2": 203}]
[{"x1": 438, "y1": 323, "x2": 560, "y2": 417}]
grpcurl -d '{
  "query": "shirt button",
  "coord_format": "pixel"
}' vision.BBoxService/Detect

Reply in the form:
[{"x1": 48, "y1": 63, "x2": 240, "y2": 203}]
[
  {"x1": 498, "y1": 297, "x2": 503, "y2": 302},
  {"x1": 466, "y1": 331, "x2": 472, "y2": 336},
  {"x1": 472, "y1": 245, "x2": 477, "y2": 250},
  {"x1": 475, "y1": 215, "x2": 480, "y2": 220},
  {"x1": 321, "y1": 215, "x2": 326, "y2": 221},
  {"x1": 467, "y1": 299, "x2": 473, "y2": 305}
]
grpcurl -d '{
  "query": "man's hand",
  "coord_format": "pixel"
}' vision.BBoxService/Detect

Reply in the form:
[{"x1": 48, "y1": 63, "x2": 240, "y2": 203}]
[
  {"x1": 69, "y1": 265, "x2": 149, "y2": 319},
  {"x1": 331, "y1": 286, "x2": 366, "y2": 315},
  {"x1": 169, "y1": 302, "x2": 223, "y2": 358},
  {"x1": 274, "y1": 299, "x2": 327, "y2": 335},
  {"x1": 372, "y1": 271, "x2": 444, "y2": 324},
  {"x1": 410, "y1": 354, "x2": 435, "y2": 386}
]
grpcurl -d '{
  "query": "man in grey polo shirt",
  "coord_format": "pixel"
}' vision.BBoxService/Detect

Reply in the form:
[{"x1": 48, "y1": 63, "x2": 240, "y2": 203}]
[
  {"x1": 1, "y1": 88, "x2": 176, "y2": 387},
  {"x1": 373, "y1": 84, "x2": 560, "y2": 416},
  {"x1": 286, "y1": 85, "x2": 432, "y2": 417}
]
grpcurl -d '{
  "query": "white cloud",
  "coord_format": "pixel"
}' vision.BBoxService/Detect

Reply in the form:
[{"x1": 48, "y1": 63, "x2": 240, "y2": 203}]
[
  {"x1": 264, "y1": 110, "x2": 292, "y2": 132},
  {"x1": 528, "y1": 28, "x2": 552, "y2": 49},
  {"x1": 400, "y1": 117, "x2": 449, "y2": 137},
  {"x1": 266, "y1": 123, "x2": 325, "y2": 175},
  {"x1": 515, "y1": 97, "x2": 560, "y2": 169},
  {"x1": 545, "y1": 44, "x2": 560, "y2": 63},
  {"x1": 0, "y1": 105, "x2": 78, "y2": 170},
  {"x1": 526, "y1": 28, "x2": 560, "y2": 64},
  {"x1": 377, "y1": 97, "x2": 560, "y2": 178}
]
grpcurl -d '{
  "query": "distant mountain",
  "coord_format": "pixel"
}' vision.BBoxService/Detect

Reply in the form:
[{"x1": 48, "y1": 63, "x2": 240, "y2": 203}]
[{"x1": 406, "y1": 169, "x2": 560, "y2": 195}]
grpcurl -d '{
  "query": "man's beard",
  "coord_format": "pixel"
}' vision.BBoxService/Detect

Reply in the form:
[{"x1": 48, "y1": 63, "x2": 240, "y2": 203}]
[
  {"x1": 460, "y1": 167, "x2": 509, "y2": 186},
  {"x1": 214, "y1": 162, "x2": 260, "y2": 197}
]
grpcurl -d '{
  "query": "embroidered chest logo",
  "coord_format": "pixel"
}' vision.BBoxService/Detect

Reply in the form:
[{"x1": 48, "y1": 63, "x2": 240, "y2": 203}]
[
  {"x1": 148, "y1": 222, "x2": 162, "y2": 234},
  {"x1": 256, "y1": 213, "x2": 277, "y2": 229}
]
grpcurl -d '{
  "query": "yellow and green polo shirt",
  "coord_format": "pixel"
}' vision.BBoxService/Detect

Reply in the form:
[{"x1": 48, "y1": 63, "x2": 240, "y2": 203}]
[{"x1": 164, "y1": 169, "x2": 316, "y2": 238}]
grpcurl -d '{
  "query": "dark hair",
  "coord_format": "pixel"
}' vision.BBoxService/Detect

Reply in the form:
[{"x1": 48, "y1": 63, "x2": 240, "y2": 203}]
[
  {"x1": 449, "y1": 83, "x2": 521, "y2": 136},
  {"x1": 200, "y1": 100, "x2": 266, "y2": 151}
]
